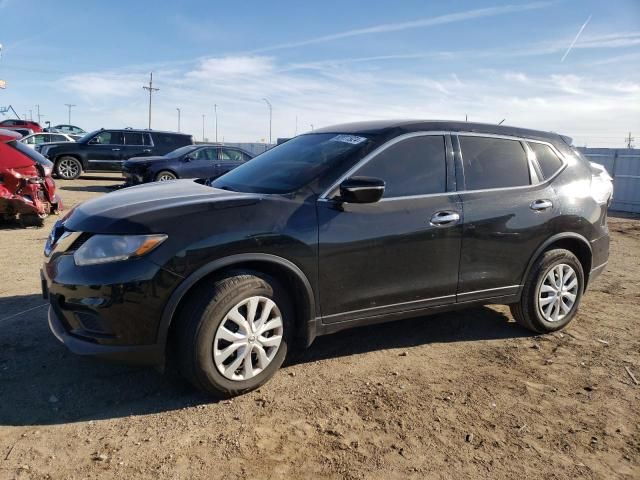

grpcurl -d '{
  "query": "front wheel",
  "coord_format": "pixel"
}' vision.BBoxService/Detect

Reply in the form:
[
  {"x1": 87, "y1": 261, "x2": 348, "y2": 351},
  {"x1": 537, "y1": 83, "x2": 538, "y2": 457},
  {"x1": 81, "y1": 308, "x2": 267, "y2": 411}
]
[
  {"x1": 176, "y1": 272, "x2": 292, "y2": 397},
  {"x1": 155, "y1": 170, "x2": 177, "y2": 182},
  {"x1": 511, "y1": 248, "x2": 584, "y2": 333}
]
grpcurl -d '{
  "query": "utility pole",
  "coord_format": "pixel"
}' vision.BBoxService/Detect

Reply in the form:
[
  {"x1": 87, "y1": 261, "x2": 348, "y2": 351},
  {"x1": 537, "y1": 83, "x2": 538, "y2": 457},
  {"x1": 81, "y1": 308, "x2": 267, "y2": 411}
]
[
  {"x1": 176, "y1": 107, "x2": 181, "y2": 132},
  {"x1": 202, "y1": 114, "x2": 206, "y2": 142},
  {"x1": 36, "y1": 104, "x2": 42, "y2": 124},
  {"x1": 310, "y1": 124, "x2": 314, "y2": 131},
  {"x1": 295, "y1": 115, "x2": 298, "y2": 136},
  {"x1": 213, "y1": 104, "x2": 218, "y2": 142},
  {"x1": 28, "y1": 109, "x2": 32, "y2": 121},
  {"x1": 142, "y1": 72, "x2": 159, "y2": 129},
  {"x1": 626, "y1": 132, "x2": 635, "y2": 149},
  {"x1": 262, "y1": 98, "x2": 272, "y2": 145},
  {"x1": 64, "y1": 103, "x2": 76, "y2": 124}
]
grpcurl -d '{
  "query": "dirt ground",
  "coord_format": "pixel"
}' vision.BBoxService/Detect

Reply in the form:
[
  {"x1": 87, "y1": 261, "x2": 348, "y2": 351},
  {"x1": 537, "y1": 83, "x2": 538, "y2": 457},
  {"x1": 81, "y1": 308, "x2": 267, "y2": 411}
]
[{"x1": 0, "y1": 174, "x2": 638, "y2": 480}]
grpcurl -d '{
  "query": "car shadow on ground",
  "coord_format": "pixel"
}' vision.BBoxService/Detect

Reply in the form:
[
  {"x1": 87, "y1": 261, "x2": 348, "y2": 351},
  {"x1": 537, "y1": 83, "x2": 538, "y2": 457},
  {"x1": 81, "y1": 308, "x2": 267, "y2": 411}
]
[
  {"x1": 0, "y1": 295, "x2": 532, "y2": 427},
  {"x1": 60, "y1": 185, "x2": 120, "y2": 193}
]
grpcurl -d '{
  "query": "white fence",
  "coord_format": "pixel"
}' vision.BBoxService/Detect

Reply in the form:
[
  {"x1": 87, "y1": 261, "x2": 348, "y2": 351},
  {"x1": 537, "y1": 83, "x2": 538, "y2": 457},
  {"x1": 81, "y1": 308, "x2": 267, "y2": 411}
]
[{"x1": 579, "y1": 148, "x2": 640, "y2": 214}]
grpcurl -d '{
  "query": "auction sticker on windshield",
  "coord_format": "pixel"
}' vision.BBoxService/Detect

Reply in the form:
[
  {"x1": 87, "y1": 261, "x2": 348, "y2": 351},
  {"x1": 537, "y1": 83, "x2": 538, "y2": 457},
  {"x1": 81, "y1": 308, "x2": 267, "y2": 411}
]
[{"x1": 330, "y1": 134, "x2": 367, "y2": 145}]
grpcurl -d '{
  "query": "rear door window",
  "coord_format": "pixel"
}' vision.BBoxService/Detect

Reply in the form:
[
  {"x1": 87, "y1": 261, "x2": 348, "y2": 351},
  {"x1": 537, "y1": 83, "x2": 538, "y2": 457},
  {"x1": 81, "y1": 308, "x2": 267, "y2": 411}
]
[
  {"x1": 354, "y1": 135, "x2": 447, "y2": 198},
  {"x1": 124, "y1": 132, "x2": 145, "y2": 145},
  {"x1": 459, "y1": 136, "x2": 530, "y2": 190},
  {"x1": 529, "y1": 142, "x2": 563, "y2": 179}
]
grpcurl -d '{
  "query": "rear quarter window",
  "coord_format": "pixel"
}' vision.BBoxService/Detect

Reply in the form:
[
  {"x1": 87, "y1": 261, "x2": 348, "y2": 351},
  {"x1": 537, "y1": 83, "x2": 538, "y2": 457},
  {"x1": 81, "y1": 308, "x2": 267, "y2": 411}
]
[
  {"x1": 151, "y1": 133, "x2": 193, "y2": 150},
  {"x1": 529, "y1": 142, "x2": 563, "y2": 179},
  {"x1": 459, "y1": 136, "x2": 530, "y2": 190}
]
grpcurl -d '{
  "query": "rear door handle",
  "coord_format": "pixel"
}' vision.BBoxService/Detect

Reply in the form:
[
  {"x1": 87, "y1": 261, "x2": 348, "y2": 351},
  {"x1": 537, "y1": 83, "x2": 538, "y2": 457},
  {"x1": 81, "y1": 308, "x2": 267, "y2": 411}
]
[
  {"x1": 111, "y1": 148, "x2": 121, "y2": 151},
  {"x1": 530, "y1": 199, "x2": 553, "y2": 211},
  {"x1": 430, "y1": 211, "x2": 460, "y2": 226}
]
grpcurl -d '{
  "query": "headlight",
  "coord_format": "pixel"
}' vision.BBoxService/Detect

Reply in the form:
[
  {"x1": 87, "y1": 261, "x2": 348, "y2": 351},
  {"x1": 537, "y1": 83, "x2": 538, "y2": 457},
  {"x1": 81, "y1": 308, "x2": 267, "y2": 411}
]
[{"x1": 73, "y1": 234, "x2": 167, "y2": 266}]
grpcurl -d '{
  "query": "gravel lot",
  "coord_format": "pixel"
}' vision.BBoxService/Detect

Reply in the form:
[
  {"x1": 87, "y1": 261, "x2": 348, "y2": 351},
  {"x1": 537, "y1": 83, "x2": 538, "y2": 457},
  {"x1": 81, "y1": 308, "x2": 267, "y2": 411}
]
[{"x1": 0, "y1": 174, "x2": 638, "y2": 479}]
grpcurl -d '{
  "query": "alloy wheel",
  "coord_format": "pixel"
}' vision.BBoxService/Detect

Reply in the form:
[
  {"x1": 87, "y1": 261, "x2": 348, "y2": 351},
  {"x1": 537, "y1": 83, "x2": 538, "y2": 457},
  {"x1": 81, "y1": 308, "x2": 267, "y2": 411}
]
[
  {"x1": 537, "y1": 263, "x2": 579, "y2": 322},
  {"x1": 213, "y1": 296, "x2": 283, "y2": 381},
  {"x1": 58, "y1": 158, "x2": 80, "y2": 179}
]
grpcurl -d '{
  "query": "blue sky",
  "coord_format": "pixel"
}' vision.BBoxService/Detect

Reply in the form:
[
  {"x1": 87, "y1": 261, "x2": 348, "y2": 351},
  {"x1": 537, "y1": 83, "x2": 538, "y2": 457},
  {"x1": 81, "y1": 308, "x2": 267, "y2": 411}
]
[{"x1": 0, "y1": 0, "x2": 639, "y2": 146}]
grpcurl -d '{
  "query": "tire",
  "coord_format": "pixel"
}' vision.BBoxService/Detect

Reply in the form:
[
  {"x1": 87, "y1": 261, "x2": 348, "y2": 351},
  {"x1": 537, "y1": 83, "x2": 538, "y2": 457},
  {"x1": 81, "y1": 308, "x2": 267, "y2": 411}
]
[
  {"x1": 176, "y1": 271, "x2": 293, "y2": 397},
  {"x1": 510, "y1": 248, "x2": 584, "y2": 333},
  {"x1": 155, "y1": 170, "x2": 177, "y2": 182},
  {"x1": 20, "y1": 214, "x2": 45, "y2": 228},
  {"x1": 55, "y1": 156, "x2": 82, "y2": 180}
]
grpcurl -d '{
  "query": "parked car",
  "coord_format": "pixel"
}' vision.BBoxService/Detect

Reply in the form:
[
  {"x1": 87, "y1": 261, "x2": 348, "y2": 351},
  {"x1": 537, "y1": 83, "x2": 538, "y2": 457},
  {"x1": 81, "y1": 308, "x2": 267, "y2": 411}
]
[
  {"x1": 21, "y1": 132, "x2": 79, "y2": 149},
  {"x1": 42, "y1": 120, "x2": 612, "y2": 397},
  {"x1": 123, "y1": 144, "x2": 254, "y2": 185},
  {"x1": 46, "y1": 124, "x2": 86, "y2": 135},
  {"x1": 0, "y1": 119, "x2": 42, "y2": 133},
  {"x1": 0, "y1": 129, "x2": 62, "y2": 226},
  {"x1": 38, "y1": 128, "x2": 194, "y2": 180}
]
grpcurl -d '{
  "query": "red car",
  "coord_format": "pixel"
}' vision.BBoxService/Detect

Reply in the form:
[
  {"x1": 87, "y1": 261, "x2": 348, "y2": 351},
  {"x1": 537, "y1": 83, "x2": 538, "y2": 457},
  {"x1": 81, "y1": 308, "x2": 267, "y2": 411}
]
[
  {"x1": 0, "y1": 119, "x2": 43, "y2": 133},
  {"x1": 0, "y1": 129, "x2": 62, "y2": 226}
]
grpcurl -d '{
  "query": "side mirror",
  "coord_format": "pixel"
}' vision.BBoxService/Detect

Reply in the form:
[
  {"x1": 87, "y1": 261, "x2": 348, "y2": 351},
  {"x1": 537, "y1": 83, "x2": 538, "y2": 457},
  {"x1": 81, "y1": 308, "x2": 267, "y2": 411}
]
[
  {"x1": 339, "y1": 176, "x2": 385, "y2": 204},
  {"x1": 183, "y1": 155, "x2": 193, "y2": 162}
]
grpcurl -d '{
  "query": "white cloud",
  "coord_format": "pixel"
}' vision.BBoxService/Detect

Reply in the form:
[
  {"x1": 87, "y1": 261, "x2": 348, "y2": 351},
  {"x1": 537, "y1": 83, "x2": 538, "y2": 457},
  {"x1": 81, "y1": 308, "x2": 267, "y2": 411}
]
[
  {"x1": 187, "y1": 56, "x2": 275, "y2": 79},
  {"x1": 252, "y1": 2, "x2": 553, "y2": 52},
  {"x1": 56, "y1": 53, "x2": 639, "y2": 147}
]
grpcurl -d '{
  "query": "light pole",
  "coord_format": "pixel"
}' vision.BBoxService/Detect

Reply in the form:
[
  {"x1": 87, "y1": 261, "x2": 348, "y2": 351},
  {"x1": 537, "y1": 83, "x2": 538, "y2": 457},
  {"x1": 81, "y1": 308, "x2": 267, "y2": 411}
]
[
  {"x1": 310, "y1": 124, "x2": 314, "y2": 131},
  {"x1": 262, "y1": 98, "x2": 272, "y2": 145},
  {"x1": 202, "y1": 114, "x2": 206, "y2": 142},
  {"x1": 176, "y1": 107, "x2": 181, "y2": 132},
  {"x1": 213, "y1": 104, "x2": 218, "y2": 143},
  {"x1": 64, "y1": 104, "x2": 76, "y2": 124}
]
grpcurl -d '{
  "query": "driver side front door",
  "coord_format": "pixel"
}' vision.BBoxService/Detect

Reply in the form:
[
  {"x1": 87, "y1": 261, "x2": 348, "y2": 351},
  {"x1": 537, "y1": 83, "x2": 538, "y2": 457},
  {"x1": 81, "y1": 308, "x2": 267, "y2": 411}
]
[{"x1": 317, "y1": 133, "x2": 462, "y2": 324}]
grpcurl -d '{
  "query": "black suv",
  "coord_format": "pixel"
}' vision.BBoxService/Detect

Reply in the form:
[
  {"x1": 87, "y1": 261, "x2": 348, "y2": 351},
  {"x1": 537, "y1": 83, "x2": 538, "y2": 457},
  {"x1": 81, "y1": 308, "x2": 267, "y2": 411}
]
[
  {"x1": 38, "y1": 129, "x2": 194, "y2": 179},
  {"x1": 42, "y1": 120, "x2": 612, "y2": 397}
]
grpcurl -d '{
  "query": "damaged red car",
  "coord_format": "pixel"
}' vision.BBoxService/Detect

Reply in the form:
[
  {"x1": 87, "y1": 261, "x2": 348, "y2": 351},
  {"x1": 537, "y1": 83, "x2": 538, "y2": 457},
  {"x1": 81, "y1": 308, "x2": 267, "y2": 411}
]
[{"x1": 0, "y1": 129, "x2": 62, "y2": 226}]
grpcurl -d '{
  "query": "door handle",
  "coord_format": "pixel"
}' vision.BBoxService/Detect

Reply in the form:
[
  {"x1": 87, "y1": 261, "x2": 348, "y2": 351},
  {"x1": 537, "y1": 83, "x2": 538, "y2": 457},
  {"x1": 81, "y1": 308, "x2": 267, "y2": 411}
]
[
  {"x1": 111, "y1": 148, "x2": 121, "y2": 151},
  {"x1": 143, "y1": 149, "x2": 152, "y2": 153},
  {"x1": 530, "y1": 199, "x2": 553, "y2": 211},
  {"x1": 430, "y1": 211, "x2": 460, "y2": 226}
]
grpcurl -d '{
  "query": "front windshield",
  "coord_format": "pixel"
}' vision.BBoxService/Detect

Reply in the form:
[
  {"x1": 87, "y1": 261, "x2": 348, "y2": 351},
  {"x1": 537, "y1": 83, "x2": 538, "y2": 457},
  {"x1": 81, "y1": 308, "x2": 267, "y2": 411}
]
[
  {"x1": 166, "y1": 145, "x2": 199, "y2": 158},
  {"x1": 212, "y1": 133, "x2": 376, "y2": 194}
]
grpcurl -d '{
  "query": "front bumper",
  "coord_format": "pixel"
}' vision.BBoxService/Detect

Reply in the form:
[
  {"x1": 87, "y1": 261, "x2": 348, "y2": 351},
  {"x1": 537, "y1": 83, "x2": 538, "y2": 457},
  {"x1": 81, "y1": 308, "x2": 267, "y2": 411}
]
[
  {"x1": 42, "y1": 249, "x2": 183, "y2": 367},
  {"x1": 48, "y1": 306, "x2": 164, "y2": 366}
]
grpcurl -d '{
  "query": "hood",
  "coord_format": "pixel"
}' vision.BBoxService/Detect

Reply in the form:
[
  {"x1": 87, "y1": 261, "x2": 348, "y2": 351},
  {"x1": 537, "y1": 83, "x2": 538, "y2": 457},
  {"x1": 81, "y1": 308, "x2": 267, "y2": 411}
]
[{"x1": 65, "y1": 179, "x2": 260, "y2": 234}]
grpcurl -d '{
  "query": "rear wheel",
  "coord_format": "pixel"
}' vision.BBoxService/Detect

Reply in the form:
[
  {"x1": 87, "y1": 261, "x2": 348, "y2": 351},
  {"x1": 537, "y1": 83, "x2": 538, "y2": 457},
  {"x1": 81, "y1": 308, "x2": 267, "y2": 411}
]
[
  {"x1": 55, "y1": 156, "x2": 82, "y2": 180},
  {"x1": 511, "y1": 249, "x2": 584, "y2": 333},
  {"x1": 176, "y1": 272, "x2": 292, "y2": 397},
  {"x1": 155, "y1": 170, "x2": 177, "y2": 182}
]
